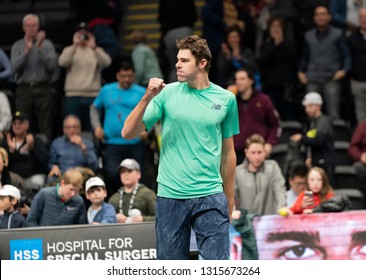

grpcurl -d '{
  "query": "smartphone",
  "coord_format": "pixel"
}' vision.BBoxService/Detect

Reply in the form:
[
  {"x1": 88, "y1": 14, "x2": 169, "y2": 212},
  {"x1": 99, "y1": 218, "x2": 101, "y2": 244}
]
[{"x1": 304, "y1": 190, "x2": 313, "y2": 198}]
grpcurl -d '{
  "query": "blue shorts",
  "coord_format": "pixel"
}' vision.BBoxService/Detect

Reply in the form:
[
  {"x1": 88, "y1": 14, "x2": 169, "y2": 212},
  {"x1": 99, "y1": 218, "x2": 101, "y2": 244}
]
[{"x1": 156, "y1": 192, "x2": 230, "y2": 260}]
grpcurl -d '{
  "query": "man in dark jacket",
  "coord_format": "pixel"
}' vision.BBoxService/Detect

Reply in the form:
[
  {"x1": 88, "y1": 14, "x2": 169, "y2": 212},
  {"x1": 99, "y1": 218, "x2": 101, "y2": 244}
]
[{"x1": 290, "y1": 92, "x2": 335, "y2": 186}]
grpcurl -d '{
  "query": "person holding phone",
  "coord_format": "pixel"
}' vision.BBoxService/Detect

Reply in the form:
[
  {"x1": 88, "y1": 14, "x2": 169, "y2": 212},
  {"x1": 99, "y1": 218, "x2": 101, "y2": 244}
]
[{"x1": 280, "y1": 166, "x2": 334, "y2": 215}]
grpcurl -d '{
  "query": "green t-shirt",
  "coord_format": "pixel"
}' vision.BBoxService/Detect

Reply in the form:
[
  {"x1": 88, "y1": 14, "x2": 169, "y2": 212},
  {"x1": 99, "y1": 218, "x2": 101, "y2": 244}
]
[{"x1": 143, "y1": 82, "x2": 239, "y2": 199}]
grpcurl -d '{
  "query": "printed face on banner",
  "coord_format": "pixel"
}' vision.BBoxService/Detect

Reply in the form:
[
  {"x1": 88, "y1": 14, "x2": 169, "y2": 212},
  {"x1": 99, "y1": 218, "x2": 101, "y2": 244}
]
[{"x1": 252, "y1": 211, "x2": 366, "y2": 260}]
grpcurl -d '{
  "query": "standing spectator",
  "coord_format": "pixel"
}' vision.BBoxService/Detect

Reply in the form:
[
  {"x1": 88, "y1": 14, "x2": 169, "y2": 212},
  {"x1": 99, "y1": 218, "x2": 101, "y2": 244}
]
[
  {"x1": 228, "y1": 68, "x2": 281, "y2": 164},
  {"x1": 85, "y1": 176, "x2": 116, "y2": 224},
  {"x1": 10, "y1": 14, "x2": 58, "y2": 143},
  {"x1": 122, "y1": 35, "x2": 239, "y2": 260},
  {"x1": 348, "y1": 7, "x2": 366, "y2": 123},
  {"x1": 58, "y1": 22, "x2": 111, "y2": 132},
  {"x1": 348, "y1": 120, "x2": 366, "y2": 191},
  {"x1": 108, "y1": 159, "x2": 156, "y2": 224},
  {"x1": 255, "y1": 0, "x2": 297, "y2": 57},
  {"x1": 234, "y1": 134, "x2": 286, "y2": 215},
  {"x1": 329, "y1": 0, "x2": 366, "y2": 35},
  {"x1": 158, "y1": 0, "x2": 197, "y2": 83},
  {"x1": 0, "y1": 92, "x2": 12, "y2": 140},
  {"x1": 0, "y1": 184, "x2": 27, "y2": 229},
  {"x1": 48, "y1": 115, "x2": 98, "y2": 181},
  {"x1": 290, "y1": 92, "x2": 335, "y2": 186},
  {"x1": 0, "y1": 48, "x2": 12, "y2": 88},
  {"x1": 2, "y1": 111, "x2": 48, "y2": 190},
  {"x1": 258, "y1": 16, "x2": 298, "y2": 121},
  {"x1": 130, "y1": 30, "x2": 163, "y2": 87},
  {"x1": 71, "y1": 0, "x2": 122, "y2": 83},
  {"x1": 90, "y1": 61, "x2": 146, "y2": 195},
  {"x1": 201, "y1": 0, "x2": 246, "y2": 83},
  {"x1": 27, "y1": 168, "x2": 86, "y2": 226},
  {"x1": 217, "y1": 24, "x2": 258, "y2": 89},
  {"x1": 298, "y1": 6, "x2": 351, "y2": 120},
  {"x1": 295, "y1": 0, "x2": 330, "y2": 32}
]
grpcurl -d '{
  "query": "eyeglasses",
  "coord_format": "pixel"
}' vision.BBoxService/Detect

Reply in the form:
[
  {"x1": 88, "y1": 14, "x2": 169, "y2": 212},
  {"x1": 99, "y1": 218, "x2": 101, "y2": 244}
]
[{"x1": 64, "y1": 125, "x2": 80, "y2": 129}]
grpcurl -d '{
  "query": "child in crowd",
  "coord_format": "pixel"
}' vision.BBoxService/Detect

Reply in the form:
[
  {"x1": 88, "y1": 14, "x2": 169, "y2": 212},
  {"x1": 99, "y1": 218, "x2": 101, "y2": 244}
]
[
  {"x1": 280, "y1": 167, "x2": 334, "y2": 216},
  {"x1": 0, "y1": 184, "x2": 27, "y2": 229},
  {"x1": 85, "y1": 177, "x2": 116, "y2": 224}
]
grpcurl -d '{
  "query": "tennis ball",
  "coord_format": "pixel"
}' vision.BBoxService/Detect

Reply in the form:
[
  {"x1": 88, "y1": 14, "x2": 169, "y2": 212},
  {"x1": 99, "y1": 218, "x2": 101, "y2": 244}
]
[{"x1": 278, "y1": 207, "x2": 288, "y2": 217}]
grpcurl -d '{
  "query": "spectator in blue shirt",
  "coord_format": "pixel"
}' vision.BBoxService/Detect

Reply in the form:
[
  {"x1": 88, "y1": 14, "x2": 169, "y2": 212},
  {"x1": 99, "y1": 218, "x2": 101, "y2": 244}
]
[
  {"x1": 47, "y1": 115, "x2": 98, "y2": 183},
  {"x1": 90, "y1": 60, "x2": 146, "y2": 196},
  {"x1": 85, "y1": 176, "x2": 116, "y2": 224}
]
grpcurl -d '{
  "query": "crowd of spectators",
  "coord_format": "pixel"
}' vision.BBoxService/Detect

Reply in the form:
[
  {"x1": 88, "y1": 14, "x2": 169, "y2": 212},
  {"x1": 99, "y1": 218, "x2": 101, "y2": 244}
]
[{"x1": 0, "y1": 0, "x2": 366, "y2": 235}]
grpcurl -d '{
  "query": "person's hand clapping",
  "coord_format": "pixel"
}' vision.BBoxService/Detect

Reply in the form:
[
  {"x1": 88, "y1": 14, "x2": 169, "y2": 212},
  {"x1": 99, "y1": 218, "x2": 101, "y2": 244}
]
[{"x1": 36, "y1": 31, "x2": 46, "y2": 49}]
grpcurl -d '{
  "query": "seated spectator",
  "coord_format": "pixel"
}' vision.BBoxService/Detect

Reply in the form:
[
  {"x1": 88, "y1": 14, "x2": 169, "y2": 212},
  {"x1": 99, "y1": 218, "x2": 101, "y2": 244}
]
[
  {"x1": 228, "y1": 68, "x2": 281, "y2": 164},
  {"x1": 58, "y1": 22, "x2": 111, "y2": 131},
  {"x1": 0, "y1": 91, "x2": 12, "y2": 140},
  {"x1": 48, "y1": 115, "x2": 98, "y2": 183},
  {"x1": 1, "y1": 111, "x2": 48, "y2": 190},
  {"x1": 290, "y1": 92, "x2": 335, "y2": 186},
  {"x1": 348, "y1": 120, "x2": 366, "y2": 191},
  {"x1": 217, "y1": 24, "x2": 258, "y2": 89},
  {"x1": 108, "y1": 159, "x2": 156, "y2": 223},
  {"x1": 281, "y1": 166, "x2": 334, "y2": 215},
  {"x1": 234, "y1": 134, "x2": 286, "y2": 216},
  {"x1": 27, "y1": 168, "x2": 86, "y2": 226},
  {"x1": 85, "y1": 176, "x2": 116, "y2": 224},
  {"x1": 0, "y1": 184, "x2": 27, "y2": 229},
  {"x1": 130, "y1": 30, "x2": 163, "y2": 87},
  {"x1": 0, "y1": 147, "x2": 27, "y2": 190},
  {"x1": 286, "y1": 164, "x2": 308, "y2": 207}
]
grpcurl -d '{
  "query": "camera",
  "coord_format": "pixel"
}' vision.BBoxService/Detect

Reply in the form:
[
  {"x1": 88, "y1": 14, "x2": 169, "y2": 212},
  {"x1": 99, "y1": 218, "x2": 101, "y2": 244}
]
[{"x1": 79, "y1": 33, "x2": 89, "y2": 41}]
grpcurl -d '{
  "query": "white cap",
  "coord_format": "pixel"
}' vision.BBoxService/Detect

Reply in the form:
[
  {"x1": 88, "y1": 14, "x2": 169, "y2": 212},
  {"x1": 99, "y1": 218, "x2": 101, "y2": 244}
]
[
  {"x1": 85, "y1": 177, "x2": 105, "y2": 193},
  {"x1": 119, "y1": 158, "x2": 140, "y2": 171},
  {"x1": 302, "y1": 92, "x2": 323, "y2": 106},
  {"x1": 0, "y1": 185, "x2": 21, "y2": 200}
]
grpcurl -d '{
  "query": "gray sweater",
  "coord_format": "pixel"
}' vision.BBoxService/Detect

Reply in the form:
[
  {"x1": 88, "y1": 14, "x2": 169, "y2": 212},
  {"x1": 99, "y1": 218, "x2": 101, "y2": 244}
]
[{"x1": 235, "y1": 159, "x2": 286, "y2": 215}]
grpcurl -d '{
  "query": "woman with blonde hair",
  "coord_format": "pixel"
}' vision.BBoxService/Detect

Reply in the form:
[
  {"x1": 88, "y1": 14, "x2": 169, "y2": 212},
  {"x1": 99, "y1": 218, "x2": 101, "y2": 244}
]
[{"x1": 0, "y1": 147, "x2": 27, "y2": 189}]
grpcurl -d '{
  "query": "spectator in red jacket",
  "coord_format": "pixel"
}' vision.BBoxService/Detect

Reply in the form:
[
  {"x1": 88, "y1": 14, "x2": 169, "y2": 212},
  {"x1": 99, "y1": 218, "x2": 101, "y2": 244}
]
[
  {"x1": 348, "y1": 120, "x2": 366, "y2": 189},
  {"x1": 281, "y1": 166, "x2": 334, "y2": 215}
]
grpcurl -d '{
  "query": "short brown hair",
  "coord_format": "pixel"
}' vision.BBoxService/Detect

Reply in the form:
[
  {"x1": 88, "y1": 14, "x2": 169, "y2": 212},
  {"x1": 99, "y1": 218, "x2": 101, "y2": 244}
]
[
  {"x1": 245, "y1": 134, "x2": 266, "y2": 149},
  {"x1": 176, "y1": 35, "x2": 212, "y2": 72}
]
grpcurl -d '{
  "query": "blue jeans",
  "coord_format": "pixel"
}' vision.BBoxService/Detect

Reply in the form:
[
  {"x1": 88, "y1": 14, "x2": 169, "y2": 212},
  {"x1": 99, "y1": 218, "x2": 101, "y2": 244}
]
[
  {"x1": 64, "y1": 96, "x2": 95, "y2": 132},
  {"x1": 156, "y1": 193, "x2": 230, "y2": 260}
]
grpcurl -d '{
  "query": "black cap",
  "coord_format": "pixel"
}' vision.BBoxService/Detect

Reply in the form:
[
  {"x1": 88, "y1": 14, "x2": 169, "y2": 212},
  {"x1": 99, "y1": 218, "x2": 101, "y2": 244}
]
[
  {"x1": 12, "y1": 111, "x2": 28, "y2": 121},
  {"x1": 74, "y1": 22, "x2": 90, "y2": 32}
]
